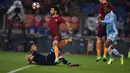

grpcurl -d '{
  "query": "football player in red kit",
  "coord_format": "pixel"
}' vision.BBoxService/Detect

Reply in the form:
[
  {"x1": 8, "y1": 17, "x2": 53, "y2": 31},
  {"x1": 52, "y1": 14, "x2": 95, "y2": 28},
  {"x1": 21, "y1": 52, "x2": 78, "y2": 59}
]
[{"x1": 48, "y1": 6, "x2": 72, "y2": 63}]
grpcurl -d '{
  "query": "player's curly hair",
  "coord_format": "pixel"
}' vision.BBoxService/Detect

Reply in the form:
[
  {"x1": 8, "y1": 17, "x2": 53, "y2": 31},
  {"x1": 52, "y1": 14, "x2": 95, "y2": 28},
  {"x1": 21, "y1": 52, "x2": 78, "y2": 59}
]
[
  {"x1": 51, "y1": 6, "x2": 59, "y2": 14},
  {"x1": 104, "y1": 5, "x2": 111, "y2": 10},
  {"x1": 28, "y1": 43, "x2": 35, "y2": 50}
]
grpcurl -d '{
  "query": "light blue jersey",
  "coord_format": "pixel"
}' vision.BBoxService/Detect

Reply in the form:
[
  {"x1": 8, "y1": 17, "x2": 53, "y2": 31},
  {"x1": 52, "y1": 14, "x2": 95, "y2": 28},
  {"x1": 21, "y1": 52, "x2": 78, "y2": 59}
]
[{"x1": 100, "y1": 11, "x2": 118, "y2": 43}]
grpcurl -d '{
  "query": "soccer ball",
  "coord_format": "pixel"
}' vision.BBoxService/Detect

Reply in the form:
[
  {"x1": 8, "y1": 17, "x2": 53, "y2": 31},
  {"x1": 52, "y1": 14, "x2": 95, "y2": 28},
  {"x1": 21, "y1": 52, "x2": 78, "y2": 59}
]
[{"x1": 32, "y1": 2, "x2": 40, "y2": 9}]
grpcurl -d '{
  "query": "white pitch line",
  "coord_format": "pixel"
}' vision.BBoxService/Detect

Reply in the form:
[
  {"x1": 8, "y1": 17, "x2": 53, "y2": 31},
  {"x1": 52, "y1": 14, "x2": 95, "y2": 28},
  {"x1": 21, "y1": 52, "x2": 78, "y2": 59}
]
[{"x1": 8, "y1": 65, "x2": 34, "y2": 73}]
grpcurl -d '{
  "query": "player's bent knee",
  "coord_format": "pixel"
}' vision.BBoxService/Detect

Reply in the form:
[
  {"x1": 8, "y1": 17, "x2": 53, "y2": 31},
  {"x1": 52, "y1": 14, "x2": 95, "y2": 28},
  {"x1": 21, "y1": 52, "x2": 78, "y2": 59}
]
[
  {"x1": 111, "y1": 45, "x2": 116, "y2": 49},
  {"x1": 96, "y1": 37, "x2": 101, "y2": 40},
  {"x1": 105, "y1": 43, "x2": 109, "y2": 48},
  {"x1": 105, "y1": 41, "x2": 111, "y2": 48}
]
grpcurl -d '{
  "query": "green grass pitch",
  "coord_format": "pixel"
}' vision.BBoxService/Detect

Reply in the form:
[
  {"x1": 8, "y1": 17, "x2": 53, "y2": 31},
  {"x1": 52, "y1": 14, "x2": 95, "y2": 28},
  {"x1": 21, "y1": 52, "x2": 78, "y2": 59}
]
[{"x1": 0, "y1": 52, "x2": 130, "y2": 73}]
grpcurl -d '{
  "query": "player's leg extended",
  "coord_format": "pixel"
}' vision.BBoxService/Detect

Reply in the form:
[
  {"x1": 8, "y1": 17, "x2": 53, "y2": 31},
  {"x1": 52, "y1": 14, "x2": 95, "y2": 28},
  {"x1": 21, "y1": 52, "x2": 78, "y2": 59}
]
[
  {"x1": 96, "y1": 25, "x2": 105, "y2": 62},
  {"x1": 59, "y1": 57, "x2": 71, "y2": 65},
  {"x1": 111, "y1": 45, "x2": 124, "y2": 65},
  {"x1": 53, "y1": 35, "x2": 62, "y2": 63},
  {"x1": 96, "y1": 37, "x2": 102, "y2": 62},
  {"x1": 53, "y1": 39, "x2": 59, "y2": 59},
  {"x1": 103, "y1": 38, "x2": 107, "y2": 62},
  {"x1": 103, "y1": 26, "x2": 107, "y2": 62},
  {"x1": 59, "y1": 37, "x2": 72, "y2": 48},
  {"x1": 105, "y1": 39, "x2": 114, "y2": 64},
  {"x1": 59, "y1": 57, "x2": 79, "y2": 67},
  {"x1": 108, "y1": 33, "x2": 124, "y2": 65}
]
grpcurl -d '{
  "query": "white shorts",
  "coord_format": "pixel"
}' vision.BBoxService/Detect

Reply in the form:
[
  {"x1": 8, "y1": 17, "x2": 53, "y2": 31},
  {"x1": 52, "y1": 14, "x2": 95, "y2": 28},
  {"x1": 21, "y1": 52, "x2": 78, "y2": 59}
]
[{"x1": 107, "y1": 33, "x2": 118, "y2": 45}]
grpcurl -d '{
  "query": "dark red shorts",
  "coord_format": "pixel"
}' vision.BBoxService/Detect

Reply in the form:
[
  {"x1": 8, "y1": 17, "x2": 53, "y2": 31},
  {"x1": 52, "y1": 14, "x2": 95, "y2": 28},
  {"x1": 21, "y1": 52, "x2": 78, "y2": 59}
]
[
  {"x1": 51, "y1": 33, "x2": 61, "y2": 42},
  {"x1": 97, "y1": 24, "x2": 106, "y2": 38}
]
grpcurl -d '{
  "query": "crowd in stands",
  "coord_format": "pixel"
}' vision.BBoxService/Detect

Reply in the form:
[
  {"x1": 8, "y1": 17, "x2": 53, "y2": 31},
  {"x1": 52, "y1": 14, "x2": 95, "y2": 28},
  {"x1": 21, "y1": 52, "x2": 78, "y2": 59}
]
[{"x1": 0, "y1": 0, "x2": 130, "y2": 38}]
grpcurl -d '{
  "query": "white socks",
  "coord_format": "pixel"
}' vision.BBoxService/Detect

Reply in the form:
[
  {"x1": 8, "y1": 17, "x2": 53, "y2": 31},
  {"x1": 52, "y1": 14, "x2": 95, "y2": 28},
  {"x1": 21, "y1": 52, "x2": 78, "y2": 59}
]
[{"x1": 112, "y1": 48, "x2": 122, "y2": 57}]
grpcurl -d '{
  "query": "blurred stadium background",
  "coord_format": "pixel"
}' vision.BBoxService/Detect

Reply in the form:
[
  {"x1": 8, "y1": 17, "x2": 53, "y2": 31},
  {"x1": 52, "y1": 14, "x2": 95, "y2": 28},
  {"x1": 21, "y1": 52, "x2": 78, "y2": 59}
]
[
  {"x1": 0, "y1": 0, "x2": 130, "y2": 56},
  {"x1": 0, "y1": 0, "x2": 130, "y2": 73}
]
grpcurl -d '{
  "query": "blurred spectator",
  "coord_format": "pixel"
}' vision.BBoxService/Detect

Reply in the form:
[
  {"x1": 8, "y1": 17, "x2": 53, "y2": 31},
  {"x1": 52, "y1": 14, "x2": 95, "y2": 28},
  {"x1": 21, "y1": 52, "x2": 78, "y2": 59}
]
[
  {"x1": 22, "y1": 0, "x2": 32, "y2": 14},
  {"x1": 88, "y1": 10, "x2": 96, "y2": 17},
  {"x1": 84, "y1": 17, "x2": 97, "y2": 36},
  {"x1": 116, "y1": 17, "x2": 124, "y2": 37},
  {"x1": 56, "y1": 0, "x2": 71, "y2": 16},
  {"x1": 82, "y1": 3, "x2": 98, "y2": 16},
  {"x1": 84, "y1": 8, "x2": 97, "y2": 36},
  {"x1": 38, "y1": 25, "x2": 49, "y2": 35},
  {"x1": 27, "y1": 25, "x2": 37, "y2": 35},
  {"x1": 124, "y1": 0, "x2": 130, "y2": 13},
  {"x1": 43, "y1": 0, "x2": 52, "y2": 14},
  {"x1": 124, "y1": 16, "x2": 130, "y2": 37},
  {"x1": 1, "y1": 0, "x2": 130, "y2": 37}
]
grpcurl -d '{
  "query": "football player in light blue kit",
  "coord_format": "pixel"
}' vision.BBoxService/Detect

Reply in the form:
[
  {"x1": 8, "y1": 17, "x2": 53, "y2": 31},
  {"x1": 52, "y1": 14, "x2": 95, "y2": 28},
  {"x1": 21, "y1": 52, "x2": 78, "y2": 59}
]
[{"x1": 97, "y1": 5, "x2": 124, "y2": 65}]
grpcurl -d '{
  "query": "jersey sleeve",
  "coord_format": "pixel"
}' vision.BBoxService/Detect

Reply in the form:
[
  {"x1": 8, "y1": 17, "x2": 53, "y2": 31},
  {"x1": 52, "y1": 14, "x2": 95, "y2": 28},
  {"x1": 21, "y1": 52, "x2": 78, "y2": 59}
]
[
  {"x1": 101, "y1": 14, "x2": 114, "y2": 24},
  {"x1": 59, "y1": 16, "x2": 66, "y2": 24}
]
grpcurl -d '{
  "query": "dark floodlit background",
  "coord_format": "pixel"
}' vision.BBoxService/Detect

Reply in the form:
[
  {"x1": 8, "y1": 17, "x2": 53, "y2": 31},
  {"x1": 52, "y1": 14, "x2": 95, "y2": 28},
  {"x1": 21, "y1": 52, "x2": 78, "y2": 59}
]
[
  {"x1": 0, "y1": 0, "x2": 130, "y2": 73},
  {"x1": 0, "y1": 0, "x2": 130, "y2": 57}
]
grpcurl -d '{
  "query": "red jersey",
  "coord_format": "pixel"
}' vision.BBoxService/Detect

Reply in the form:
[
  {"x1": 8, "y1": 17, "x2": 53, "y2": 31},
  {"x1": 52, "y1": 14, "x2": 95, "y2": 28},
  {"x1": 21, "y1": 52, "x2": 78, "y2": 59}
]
[
  {"x1": 98, "y1": 2, "x2": 114, "y2": 19},
  {"x1": 48, "y1": 15, "x2": 66, "y2": 39}
]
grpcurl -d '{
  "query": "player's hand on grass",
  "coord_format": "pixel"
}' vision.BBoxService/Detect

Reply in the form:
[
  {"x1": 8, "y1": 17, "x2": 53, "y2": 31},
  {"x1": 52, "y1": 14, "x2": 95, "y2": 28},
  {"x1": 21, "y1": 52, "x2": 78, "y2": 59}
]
[
  {"x1": 28, "y1": 61, "x2": 31, "y2": 65},
  {"x1": 25, "y1": 54, "x2": 30, "y2": 60}
]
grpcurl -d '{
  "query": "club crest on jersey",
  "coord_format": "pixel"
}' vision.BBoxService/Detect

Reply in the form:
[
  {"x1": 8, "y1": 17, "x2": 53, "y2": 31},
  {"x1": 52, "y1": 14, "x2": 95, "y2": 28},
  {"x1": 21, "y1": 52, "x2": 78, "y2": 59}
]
[{"x1": 55, "y1": 19, "x2": 58, "y2": 22}]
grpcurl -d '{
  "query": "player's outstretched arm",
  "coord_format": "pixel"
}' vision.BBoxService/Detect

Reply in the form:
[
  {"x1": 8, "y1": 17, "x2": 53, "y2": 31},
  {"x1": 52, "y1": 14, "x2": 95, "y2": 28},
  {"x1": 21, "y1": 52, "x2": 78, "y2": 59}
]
[
  {"x1": 65, "y1": 22, "x2": 72, "y2": 31},
  {"x1": 100, "y1": 15, "x2": 114, "y2": 24},
  {"x1": 59, "y1": 16, "x2": 72, "y2": 31},
  {"x1": 6, "y1": 6, "x2": 16, "y2": 14}
]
